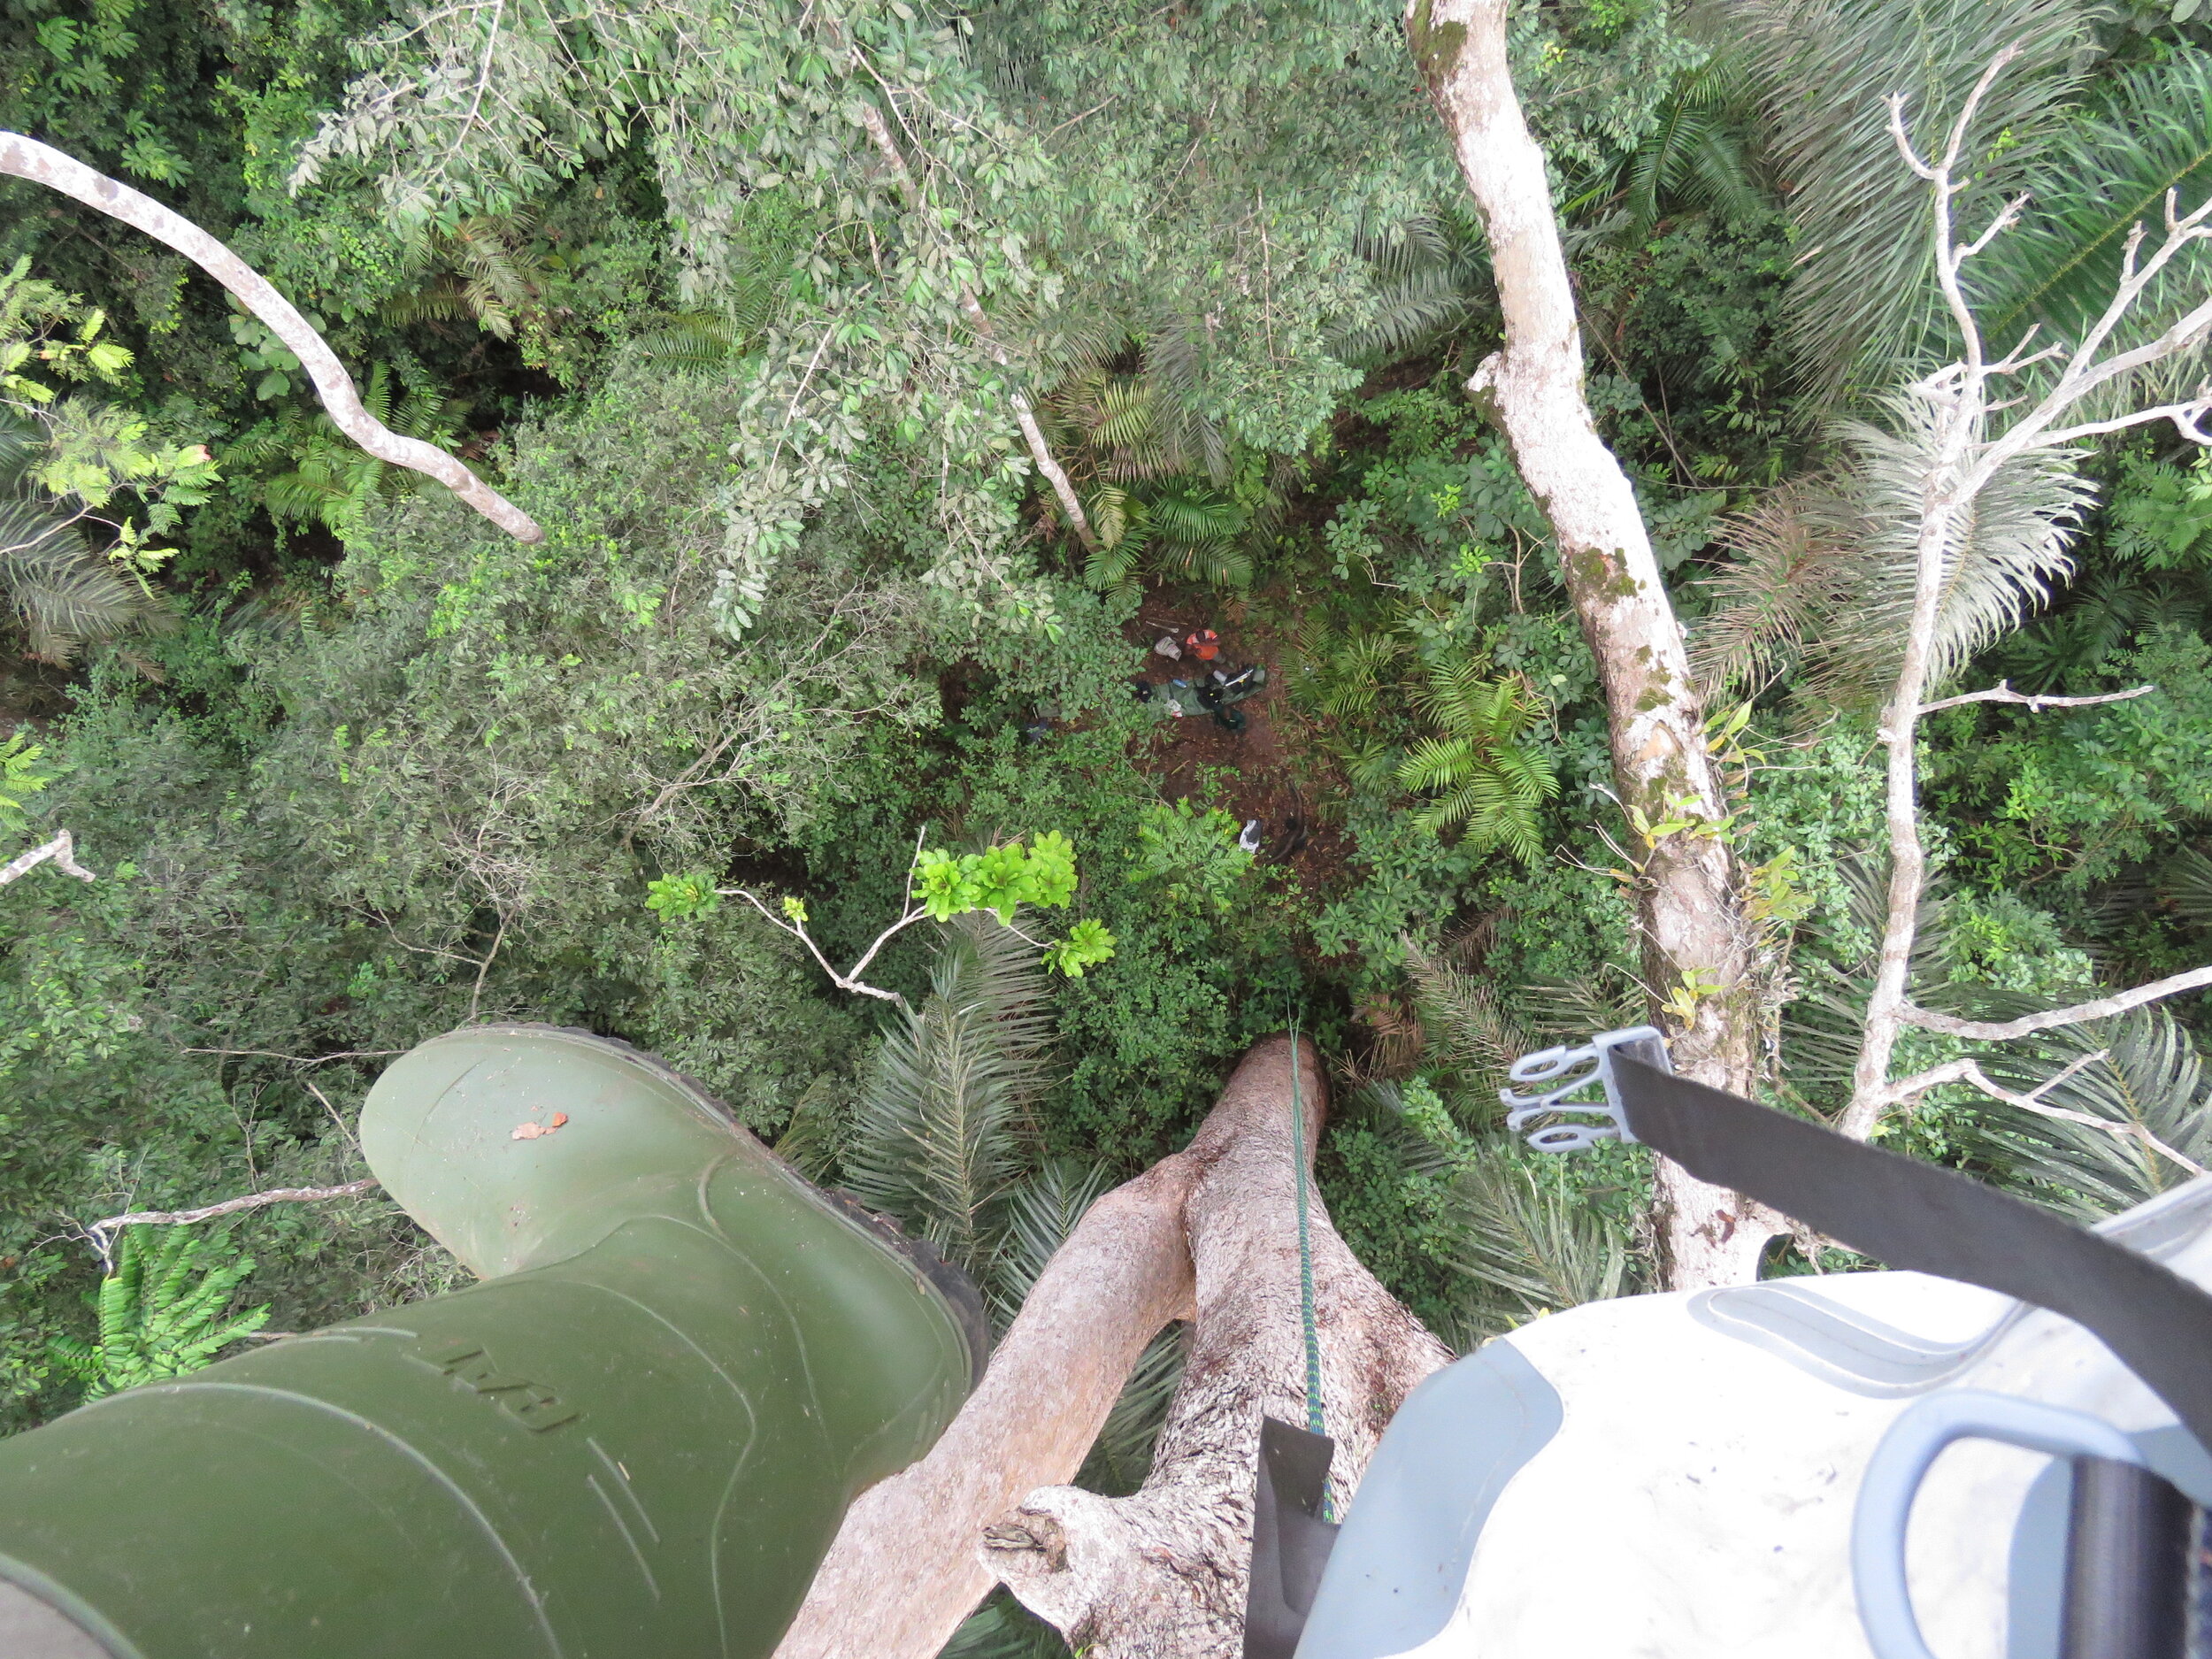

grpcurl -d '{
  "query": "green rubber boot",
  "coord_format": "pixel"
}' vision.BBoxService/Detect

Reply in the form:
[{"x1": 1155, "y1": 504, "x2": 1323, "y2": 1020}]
[{"x1": 0, "y1": 1024, "x2": 985, "y2": 1659}]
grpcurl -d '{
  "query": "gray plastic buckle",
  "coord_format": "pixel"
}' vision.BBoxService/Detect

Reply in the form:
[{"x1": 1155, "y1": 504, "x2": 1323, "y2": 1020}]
[{"x1": 1498, "y1": 1025, "x2": 1671, "y2": 1153}]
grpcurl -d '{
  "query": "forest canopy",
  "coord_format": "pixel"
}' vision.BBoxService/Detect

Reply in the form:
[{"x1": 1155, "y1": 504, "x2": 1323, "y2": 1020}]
[{"x1": 4, "y1": 2, "x2": 2212, "y2": 1646}]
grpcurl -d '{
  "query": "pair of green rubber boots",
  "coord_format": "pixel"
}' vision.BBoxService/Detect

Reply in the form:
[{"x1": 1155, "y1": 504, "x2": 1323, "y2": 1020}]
[{"x1": 0, "y1": 1025, "x2": 986, "y2": 1659}]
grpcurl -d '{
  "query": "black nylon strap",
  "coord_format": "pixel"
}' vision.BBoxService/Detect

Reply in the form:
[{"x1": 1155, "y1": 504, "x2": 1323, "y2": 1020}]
[{"x1": 1609, "y1": 1054, "x2": 2212, "y2": 1454}]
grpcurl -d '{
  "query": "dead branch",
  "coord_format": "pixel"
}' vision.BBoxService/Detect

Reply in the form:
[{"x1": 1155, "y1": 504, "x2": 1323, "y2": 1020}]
[
  {"x1": 1901, "y1": 964, "x2": 2212, "y2": 1041},
  {"x1": 0, "y1": 131, "x2": 542, "y2": 543},
  {"x1": 1916, "y1": 680, "x2": 2156, "y2": 715},
  {"x1": 721, "y1": 830, "x2": 928, "y2": 1008},
  {"x1": 1844, "y1": 51, "x2": 2212, "y2": 1140},
  {"x1": 88, "y1": 1178, "x2": 380, "y2": 1237},
  {"x1": 0, "y1": 830, "x2": 94, "y2": 886},
  {"x1": 1886, "y1": 1050, "x2": 2205, "y2": 1177}
]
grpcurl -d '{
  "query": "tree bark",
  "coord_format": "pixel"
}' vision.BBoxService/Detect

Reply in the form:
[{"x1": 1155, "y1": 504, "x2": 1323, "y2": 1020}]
[
  {"x1": 982, "y1": 1035, "x2": 1451, "y2": 1657},
  {"x1": 772, "y1": 1112, "x2": 1201, "y2": 1659},
  {"x1": 0, "y1": 131, "x2": 543, "y2": 544},
  {"x1": 775, "y1": 1034, "x2": 1449, "y2": 1659},
  {"x1": 1409, "y1": 0, "x2": 1781, "y2": 1287}
]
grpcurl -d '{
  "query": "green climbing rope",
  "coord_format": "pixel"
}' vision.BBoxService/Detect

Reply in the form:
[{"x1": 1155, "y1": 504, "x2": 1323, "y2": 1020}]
[{"x1": 1288, "y1": 1013, "x2": 1325, "y2": 1443}]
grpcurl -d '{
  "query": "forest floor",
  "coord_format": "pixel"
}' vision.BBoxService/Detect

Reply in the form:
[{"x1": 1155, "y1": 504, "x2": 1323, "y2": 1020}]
[{"x1": 1118, "y1": 595, "x2": 1354, "y2": 904}]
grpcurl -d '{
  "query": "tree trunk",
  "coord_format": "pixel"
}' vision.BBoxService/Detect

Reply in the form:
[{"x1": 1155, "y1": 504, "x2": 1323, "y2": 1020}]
[
  {"x1": 982, "y1": 1035, "x2": 1451, "y2": 1657},
  {"x1": 0, "y1": 132, "x2": 543, "y2": 544},
  {"x1": 1409, "y1": 0, "x2": 1781, "y2": 1287},
  {"x1": 772, "y1": 1142, "x2": 1199, "y2": 1659},
  {"x1": 775, "y1": 1034, "x2": 1449, "y2": 1659}
]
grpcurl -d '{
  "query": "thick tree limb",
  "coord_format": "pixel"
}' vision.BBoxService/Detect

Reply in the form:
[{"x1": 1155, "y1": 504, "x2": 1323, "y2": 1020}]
[
  {"x1": 1410, "y1": 0, "x2": 1780, "y2": 1286},
  {"x1": 772, "y1": 1119, "x2": 1201, "y2": 1659},
  {"x1": 0, "y1": 131, "x2": 543, "y2": 543},
  {"x1": 88, "y1": 1178, "x2": 380, "y2": 1237},
  {"x1": 0, "y1": 829, "x2": 94, "y2": 886},
  {"x1": 983, "y1": 1036, "x2": 1451, "y2": 1656},
  {"x1": 776, "y1": 1035, "x2": 1449, "y2": 1659}
]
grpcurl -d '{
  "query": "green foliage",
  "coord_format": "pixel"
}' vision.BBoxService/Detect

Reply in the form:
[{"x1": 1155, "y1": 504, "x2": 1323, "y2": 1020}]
[
  {"x1": 843, "y1": 914, "x2": 1055, "y2": 1276},
  {"x1": 0, "y1": 733, "x2": 53, "y2": 833},
  {"x1": 918, "y1": 833, "x2": 1080, "y2": 925},
  {"x1": 49, "y1": 1226, "x2": 269, "y2": 1400},
  {"x1": 1130, "y1": 800, "x2": 1256, "y2": 916},
  {"x1": 1396, "y1": 661, "x2": 1558, "y2": 855}
]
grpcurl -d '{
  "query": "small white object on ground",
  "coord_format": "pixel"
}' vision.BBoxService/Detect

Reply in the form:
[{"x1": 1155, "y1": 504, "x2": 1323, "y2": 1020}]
[
  {"x1": 1154, "y1": 636, "x2": 1182, "y2": 660},
  {"x1": 1238, "y1": 818, "x2": 1262, "y2": 854}
]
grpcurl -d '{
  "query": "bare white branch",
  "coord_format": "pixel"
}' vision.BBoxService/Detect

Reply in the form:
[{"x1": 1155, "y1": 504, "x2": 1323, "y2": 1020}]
[
  {"x1": 0, "y1": 830, "x2": 95, "y2": 886},
  {"x1": 1886, "y1": 1052, "x2": 2204, "y2": 1178},
  {"x1": 0, "y1": 130, "x2": 542, "y2": 542},
  {"x1": 724, "y1": 887, "x2": 918, "y2": 1008},
  {"x1": 1901, "y1": 964, "x2": 2212, "y2": 1041},
  {"x1": 1917, "y1": 680, "x2": 2156, "y2": 716},
  {"x1": 1846, "y1": 44, "x2": 2212, "y2": 1140},
  {"x1": 89, "y1": 1178, "x2": 381, "y2": 1237}
]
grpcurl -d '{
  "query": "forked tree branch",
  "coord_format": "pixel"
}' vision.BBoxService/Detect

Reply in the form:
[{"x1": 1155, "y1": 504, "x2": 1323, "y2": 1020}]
[
  {"x1": 1886, "y1": 1051, "x2": 2205, "y2": 1178},
  {"x1": 720, "y1": 831, "x2": 929, "y2": 1008},
  {"x1": 0, "y1": 131, "x2": 543, "y2": 543},
  {"x1": 1845, "y1": 50, "x2": 2212, "y2": 1140}
]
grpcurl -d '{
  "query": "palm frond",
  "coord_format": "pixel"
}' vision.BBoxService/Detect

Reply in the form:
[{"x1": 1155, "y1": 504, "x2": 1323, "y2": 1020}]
[
  {"x1": 841, "y1": 914, "x2": 1055, "y2": 1275},
  {"x1": 940, "y1": 1594, "x2": 1068, "y2": 1659},
  {"x1": 1717, "y1": 0, "x2": 2098, "y2": 400},
  {"x1": 1406, "y1": 944, "x2": 1532, "y2": 1094},
  {"x1": 1970, "y1": 1004, "x2": 2212, "y2": 1219},
  {"x1": 1704, "y1": 397, "x2": 2094, "y2": 704},
  {"x1": 2166, "y1": 844, "x2": 2212, "y2": 932},
  {"x1": 1139, "y1": 307, "x2": 1228, "y2": 484},
  {"x1": 994, "y1": 1158, "x2": 1114, "y2": 1319},
  {"x1": 1823, "y1": 395, "x2": 2094, "y2": 695},
  {"x1": 0, "y1": 502, "x2": 153, "y2": 662},
  {"x1": 636, "y1": 313, "x2": 743, "y2": 370},
  {"x1": 1969, "y1": 50, "x2": 2212, "y2": 411},
  {"x1": 1448, "y1": 1139, "x2": 1638, "y2": 1346},
  {"x1": 1693, "y1": 476, "x2": 1861, "y2": 695}
]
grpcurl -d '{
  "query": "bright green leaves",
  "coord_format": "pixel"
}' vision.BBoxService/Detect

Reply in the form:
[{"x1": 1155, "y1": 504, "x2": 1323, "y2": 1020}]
[
  {"x1": 50, "y1": 1226, "x2": 270, "y2": 1401},
  {"x1": 1042, "y1": 917, "x2": 1117, "y2": 979},
  {"x1": 646, "y1": 871, "x2": 723, "y2": 919},
  {"x1": 1131, "y1": 799, "x2": 1254, "y2": 915},
  {"x1": 917, "y1": 833, "x2": 1079, "y2": 925}
]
